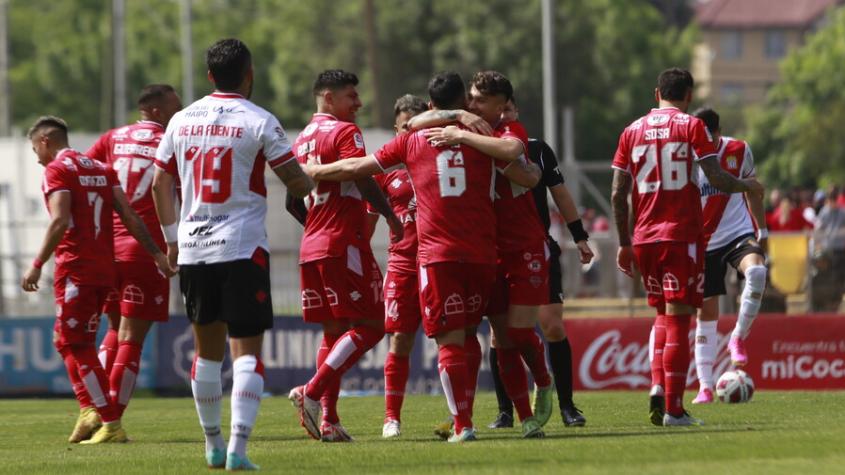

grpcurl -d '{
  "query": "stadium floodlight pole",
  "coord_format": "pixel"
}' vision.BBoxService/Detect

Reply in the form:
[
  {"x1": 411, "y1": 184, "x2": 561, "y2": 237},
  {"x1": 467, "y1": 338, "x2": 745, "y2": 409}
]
[
  {"x1": 180, "y1": 0, "x2": 194, "y2": 104},
  {"x1": 113, "y1": 0, "x2": 127, "y2": 127},
  {"x1": 0, "y1": 0, "x2": 9, "y2": 137},
  {"x1": 541, "y1": 0, "x2": 557, "y2": 155}
]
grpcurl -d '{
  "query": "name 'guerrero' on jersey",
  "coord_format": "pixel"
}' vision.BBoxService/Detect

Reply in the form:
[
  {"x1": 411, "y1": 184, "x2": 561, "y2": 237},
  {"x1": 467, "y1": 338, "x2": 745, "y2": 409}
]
[{"x1": 154, "y1": 92, "x2": 294, "y2": 265}]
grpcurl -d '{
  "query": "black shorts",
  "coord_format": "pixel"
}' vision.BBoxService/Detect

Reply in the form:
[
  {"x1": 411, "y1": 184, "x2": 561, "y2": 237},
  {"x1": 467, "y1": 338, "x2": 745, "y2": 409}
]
[
  {"x1": 179, "y1": 248, "x2": 273, "y2": 338},
  {"x1": 703, "y1": 233, "x2": 765, "y2": 298},
  {"x1": 548, "y1": 237, "x2": 564, "y2": 304}
]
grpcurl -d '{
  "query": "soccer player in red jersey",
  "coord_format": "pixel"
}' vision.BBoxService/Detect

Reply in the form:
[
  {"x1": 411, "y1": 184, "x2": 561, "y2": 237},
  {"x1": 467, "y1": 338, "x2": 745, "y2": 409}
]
[
  {"x1": 488, "y1": 99, "x2": 595, "y2": 429},
  {"x1": 690, "y1": 108, "x2": 767, "y2": 404},
  {"x1": 86, "y1": 84, "x2": 182, "y2": 419},
  {"x1": 288, "y1": 70, "x2": 401, "y2": 443},
  {"x1": 415, "y1": 71, "x2": 552, "y2": 438},
  {"x1": 301, "y1": 72, "x2": 526, "y2": 442},
  {"x1": 153, "y1": 39, "x2": 313, "y2": 469},
  {"x1": 368, "y1": 94, "x2": 428, "y2": 439},
  {"x1": 22, "y1": 116, "x2": 174, "y2": 444},
  {"x1": 610, "y1": 68, "x2": 762, "y2": 426}
]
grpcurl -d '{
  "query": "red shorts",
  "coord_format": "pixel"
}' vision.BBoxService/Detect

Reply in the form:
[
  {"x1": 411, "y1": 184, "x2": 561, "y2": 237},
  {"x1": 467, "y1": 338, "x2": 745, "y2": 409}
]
[
  {"x1": 103, "y1": 261, "x2": 169, "y2": 321},
  {"x1": 53, "y1": 277, "x2": 111, "y2": 346},
  {"x1": 633, "y1": 241, "x2": 704, "y2": 309},
  {"x1": 418, "y1": 262, "x2": 496, "y2": 338},
  {"x1": 300, "y1": 246, "x2": 384, "y2": 323},
  {"x1": 384, "y1": 266, "x2": 421, "y2": 334},
  {"x1": 487, "y1": 242, "x2": 550, "y2": 315}
]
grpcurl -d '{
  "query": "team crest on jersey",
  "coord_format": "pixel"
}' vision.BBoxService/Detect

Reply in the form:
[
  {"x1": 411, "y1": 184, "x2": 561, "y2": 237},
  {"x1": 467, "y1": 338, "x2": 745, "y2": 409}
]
[
  {"x1": 672, "y1": 114, "x2": 690, "y2": 124},
  {"x1": 77, "y1": 156, "x2": 96, "y2": 169},
  {"x1": 726, "y1": 155, "x2": 738, "y2": 170},
  {"x1": 114, "y1": 126, "x2": 131, "y2": 139},
  {"x1": 353, "y1": 132, "x2": 365, "y2": 149},
  {"x1": 391, "y1": 178, "x2": 403, "y2": 189},
  {"x1": 62, "y1": 157, "x2": 78, "y2": 171},
  {"x1": 301, "y1": 122, "x2": 319, "y2": 137},
  {"x1": 130, "y1": 129, "x2": 154, "y2": 142},
  {"x1": 647, "y1": 114, "x2": 669, "y2": 126}
]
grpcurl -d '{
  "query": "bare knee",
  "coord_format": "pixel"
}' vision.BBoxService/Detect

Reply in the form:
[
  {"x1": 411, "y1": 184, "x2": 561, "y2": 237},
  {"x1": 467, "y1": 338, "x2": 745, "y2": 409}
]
[
  {"x1": 538, "y1": 304, "x2": 566, "y2": 341},
  {"x1": 390, "y1": 332, "x2": 415, "y2": 356}
]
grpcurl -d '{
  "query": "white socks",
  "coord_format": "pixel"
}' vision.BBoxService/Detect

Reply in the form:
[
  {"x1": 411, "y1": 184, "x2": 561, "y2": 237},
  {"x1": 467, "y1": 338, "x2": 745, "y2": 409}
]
[
  {"x1": 191, "y1": 357, "x2": 225, "y2": 453},
  {"x1": 228, "y1": 355, "x2": 264, "y2": 458},
  {"x1": 734, "y1": 265, "x2": 767, "y2": 340},
  {"x1": 695, "y1": 320, "x2": 718, "y2": 389}
]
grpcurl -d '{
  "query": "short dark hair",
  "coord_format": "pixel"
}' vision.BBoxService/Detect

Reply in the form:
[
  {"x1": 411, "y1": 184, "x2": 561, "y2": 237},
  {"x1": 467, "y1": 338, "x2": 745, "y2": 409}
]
[
  {"x1": 27, "y1": 115, "x2": 68, "y2": 140},
  {"x1": 428, "y1": 72, "x2": 466, "y2": 110},
  {"x1": 138, "y1": 84, "x2": 176, "y2": 109},
  {"x1": 470, "y1": 70, "x2": 513, "y2": 101},
  {"x1": 657, "y1": 68, "x2": 694, "y2": 101},
  {"x1": 206, "y1": 38, "x2": 252, "y2": 91},
  {"x1": 312, "y1": 69, "x2": 359, "y2": 96},
  {"x1": 692, "y1": 107, "x2": 720, "y2": 134},
  {"x1": 393, "y1": 94, "x2": 428, "y2": 118}
]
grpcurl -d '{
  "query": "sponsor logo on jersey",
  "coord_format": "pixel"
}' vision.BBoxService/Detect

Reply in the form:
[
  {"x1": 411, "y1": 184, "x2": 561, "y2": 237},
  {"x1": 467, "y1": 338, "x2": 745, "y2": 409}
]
[
  {"x1": 350, "y1": 290, "x2": 362, "y2": 302},
  {"x1": 672, "y1": 113, "x2": 690, "y2": 124},
  {"x1": 78, "y1": 175, "x2": 108, "y2": 187},
  {"x1": 130, "y1": 129, "x2": 154, "y2": 141},
  {"x1": 353, "y1": 132, "x2": 365, "y2": 149},
  {"x1": 187, "y1": 225, "x2": 214, "y2": 237},
  {"x1": 647, "y1": 114, "x2": 669, "y2": 126},
  {"x1": 77, "y1": 157, "x2": 96, "y2": 169}
]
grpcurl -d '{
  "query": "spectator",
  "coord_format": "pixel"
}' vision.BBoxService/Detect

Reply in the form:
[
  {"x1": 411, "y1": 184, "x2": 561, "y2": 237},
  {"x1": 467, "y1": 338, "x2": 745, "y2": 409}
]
[
  {"x1": 800, "y1": 188, "x2": 817, "y2": 226},
  {"x1": 767, "y1": 192, "x2": 813, "y2": 232},
  {"x1": 811, "y1": 189, "x2": 845, "y2": 311}
]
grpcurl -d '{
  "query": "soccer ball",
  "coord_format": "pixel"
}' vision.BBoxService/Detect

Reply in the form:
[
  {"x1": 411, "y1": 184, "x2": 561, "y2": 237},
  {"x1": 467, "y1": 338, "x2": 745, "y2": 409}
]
[{"x1": 715, "y1": 370, "x2": 755, "y2": 403}]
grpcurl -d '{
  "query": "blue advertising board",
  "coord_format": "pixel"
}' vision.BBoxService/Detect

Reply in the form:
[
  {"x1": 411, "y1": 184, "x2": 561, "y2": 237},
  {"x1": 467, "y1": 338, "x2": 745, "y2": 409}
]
[
  {"x1": 0, "y1": 317, "x2": 156, "y2": 395},
  {"x1": 156, "y1": 316, "x2": 497, "y2": 395}
]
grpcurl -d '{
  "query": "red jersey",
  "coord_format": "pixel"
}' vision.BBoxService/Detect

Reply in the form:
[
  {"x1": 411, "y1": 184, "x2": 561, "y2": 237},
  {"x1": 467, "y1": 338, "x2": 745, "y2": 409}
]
[
  {"x1": 492, "y1": 120, "x2": 546, "y2": 251},
  {"x1": 612, "y1": 107, "x2": 718, "y2": 245},
  {"x1": 368, "y1": 169, "x2": 418, "y2": 272},
  {"x1": 294, "y1": 113, "x2": 370, "y2": 264},
  {"x1": 42, "y1": 149, "x2": 120, "y2": 287},
  {"x1": 374, "y1": 129, "x2": 496, "y2": 266},
  {"x1": 86, "y1": 121, "x2": 166, "y2": 262}
]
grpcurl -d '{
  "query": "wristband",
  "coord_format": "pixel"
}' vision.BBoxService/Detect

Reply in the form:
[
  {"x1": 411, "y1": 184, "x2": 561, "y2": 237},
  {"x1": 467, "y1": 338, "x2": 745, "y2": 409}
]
[
  {"x1": 757, "y1": 228, "x2": 768, "y2": 240},
  {"x1": 32, "y1": 258, "x2": 44, "y2": 270},
  {"x1": 567, "y1": 219, "x2": 589, "y2": 243},
  {"x1": 161, "y1": 222, "x2": 179, "y2": 243}
]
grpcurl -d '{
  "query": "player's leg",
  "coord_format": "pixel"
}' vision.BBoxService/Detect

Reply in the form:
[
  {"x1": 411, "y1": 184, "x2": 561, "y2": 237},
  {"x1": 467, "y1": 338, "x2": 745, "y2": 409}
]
[
  {"x1": 507, "y1": 304, "x2": 553, "y2": 430},
  {"x1": 302, "y1": 251, "x2": 385, "y2": 442},
  {"x1": 661, "y1": 241, "x2": 704, "y2": 426},
  {"x1": 487, "y1": 325, "x2": 514, "y2": 429},
  {"x1": 634, "y1": 244, "x2": 668, "y2": 425},
  {"x1": 383, "y1": 267, "x2": 420, "y2": 437},
  {"x1": 221, "y1": 249, "x2": 274, "y2": 469},
  {"x1": 98, "y1": 290, "x2": 120, "y2": 374},
  {"x1": 110, "y1": 261, "x2": 169, "y2": 418},
  {"x1": 318, "y1": 319, "x2": 348, "y2": 429},
  {"x1": 180, "y1": 263, "x2": 228, "y2": 466},
  {"x1": 486, "y1": 273, "x2": 515, "y2": 427},
  {"x1": 54, "y1": 330, "x2": 100, "y2": 443},
  {"x1": 538, "y1": 303, "x2": 585, "y2": 426},
  {"x1": 693, "y1": 298, "x2": 719, "y2": 404},
  {"x1": 730, "y1": 244, "x2": 767, "y2": 366}
]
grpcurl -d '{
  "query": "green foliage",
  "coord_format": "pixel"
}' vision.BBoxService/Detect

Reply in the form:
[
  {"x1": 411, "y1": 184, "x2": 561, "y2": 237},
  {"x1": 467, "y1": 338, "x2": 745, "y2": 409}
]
[
  {"x1": 8, "y1": 0, "x2": 695, "y2": 163},
  {"x1": 747, "y1": 7, "x2": 845, "y2": 188}
]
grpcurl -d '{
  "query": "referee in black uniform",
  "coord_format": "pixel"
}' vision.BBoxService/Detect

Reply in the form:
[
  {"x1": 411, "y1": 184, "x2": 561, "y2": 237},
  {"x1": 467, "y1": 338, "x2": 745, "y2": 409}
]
[{"x1": 489, "y1": 99, "x2": 595, "y2": 428}]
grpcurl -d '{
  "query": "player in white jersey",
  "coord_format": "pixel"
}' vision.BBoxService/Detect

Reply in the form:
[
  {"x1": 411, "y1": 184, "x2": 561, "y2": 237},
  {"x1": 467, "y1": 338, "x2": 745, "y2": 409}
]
[
  {"x1": 691, "y1": 108, "x2": 767, "y2": 404},
  {"x1": 152, "y1": 38, "x2": 313, "y2": 470}
]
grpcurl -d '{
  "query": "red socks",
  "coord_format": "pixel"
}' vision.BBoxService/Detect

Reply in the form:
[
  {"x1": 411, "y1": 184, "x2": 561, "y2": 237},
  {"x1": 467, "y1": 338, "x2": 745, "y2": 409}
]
[
  {"x1": 110, "y1": 341, "x2": 142, "y2": 418},
  {"x1": 507, "y1": 327, "x2": 552, "y2": 388},
  {"x1": 316, "y1": 333, "x2": 342, "y2": 424},
  {"x1": 305, "y1": 325, "x2": 384, "y2": 401},
  {"x1": 70, "y1": 344, "x2": 120, "y2": 423},
  {"x1": 663, "y1": 314, "x2": 691, "y2": 417},
  {"x1": 98, "y1": 328, "x2": 119, "y2": 375},
  {"x1": 463, "y1": 334, "x2": 482, "y2": 417},
  {"x1": 496, "y1": 347, "x2": 532, "y2": 421},
  {"x1": 438, "y1": 344, "x2": 472, "y2": 433},
  {"x1": 384, "y1": 352, "x2": 410, "y2": 422},
  {"x1": 56, "y1": 344, "x2": 93, "y2": 410},
  {"x1": 650, "y1": 315, "x2": 667, "y2": 388}
]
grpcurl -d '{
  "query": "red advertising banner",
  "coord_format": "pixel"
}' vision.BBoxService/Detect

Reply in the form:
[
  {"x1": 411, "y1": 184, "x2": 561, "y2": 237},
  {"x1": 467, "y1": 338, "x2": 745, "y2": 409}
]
[{"x1": 566, "y1": 314, "x2": 845, "y2": 390}]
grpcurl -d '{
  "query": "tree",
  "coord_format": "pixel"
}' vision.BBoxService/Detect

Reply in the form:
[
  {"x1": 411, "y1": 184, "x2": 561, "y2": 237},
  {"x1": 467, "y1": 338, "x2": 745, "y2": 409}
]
[{"x1": 747, "y1": 7, "x2": 845, "y2": 188}]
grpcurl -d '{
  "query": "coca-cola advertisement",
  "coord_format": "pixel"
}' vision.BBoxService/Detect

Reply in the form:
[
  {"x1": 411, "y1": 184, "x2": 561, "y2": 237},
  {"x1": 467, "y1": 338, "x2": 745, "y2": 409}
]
[{"x1": 568, "y1": 314, "x2": 845, "y2": 390}]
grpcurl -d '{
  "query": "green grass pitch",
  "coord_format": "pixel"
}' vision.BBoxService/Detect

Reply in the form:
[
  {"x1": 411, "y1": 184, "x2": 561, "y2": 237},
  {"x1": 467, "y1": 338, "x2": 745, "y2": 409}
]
[{"x1": 2, "y1": 391, "x2": 844, "y2": 474}]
